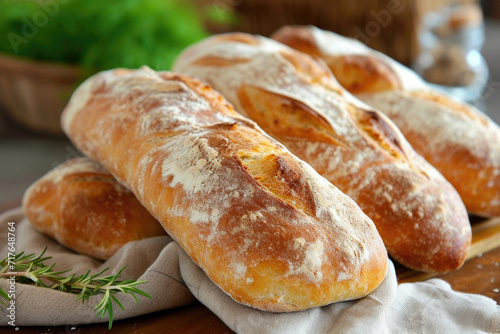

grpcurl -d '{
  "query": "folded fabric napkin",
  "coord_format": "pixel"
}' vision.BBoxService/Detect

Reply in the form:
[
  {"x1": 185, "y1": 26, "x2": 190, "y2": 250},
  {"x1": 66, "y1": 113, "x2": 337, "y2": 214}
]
[{"x1": 1, "y1": 208, "x2": 499, "y2": 333}]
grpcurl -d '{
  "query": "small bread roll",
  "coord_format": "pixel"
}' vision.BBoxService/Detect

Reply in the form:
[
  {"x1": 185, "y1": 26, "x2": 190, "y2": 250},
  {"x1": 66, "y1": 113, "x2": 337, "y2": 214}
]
[{"x1": 22, "y1": 157, "x2": 166, "y2": 260}]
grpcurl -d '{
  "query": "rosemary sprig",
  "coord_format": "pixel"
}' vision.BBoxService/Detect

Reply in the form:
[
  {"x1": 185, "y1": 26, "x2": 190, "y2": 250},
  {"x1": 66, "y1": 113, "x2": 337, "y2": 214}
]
[{"x1": 0, "y1": 247, "x2": 150, "y2": 329}]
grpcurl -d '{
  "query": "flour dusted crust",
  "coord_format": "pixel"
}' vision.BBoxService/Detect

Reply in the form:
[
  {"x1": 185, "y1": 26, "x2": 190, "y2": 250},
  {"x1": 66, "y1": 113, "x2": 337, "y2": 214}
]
[
  {"x1": 61, "y1": 68, "x2": 388, "y2": 311},
  {"x1": 272, "y1": 25, "x2": 426, "y2": 92},
  {"x1": 360, "y1": 90, "x2": 500, "y2": 217},
  {"x1": 22, "y1": 157, "x2": 166, "y2": 260},
  {"x1": 273, "y1": 25, "x2": 500, "y2": 217},
  {"x1": 173, "y1": 33, "x2": 471, "y2": 273}
]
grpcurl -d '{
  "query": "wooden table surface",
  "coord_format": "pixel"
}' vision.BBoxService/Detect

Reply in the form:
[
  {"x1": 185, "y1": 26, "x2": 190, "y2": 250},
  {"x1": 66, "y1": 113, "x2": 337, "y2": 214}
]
[{"x1": 1, "y1": 200, "x2": 499, "y2": 334}]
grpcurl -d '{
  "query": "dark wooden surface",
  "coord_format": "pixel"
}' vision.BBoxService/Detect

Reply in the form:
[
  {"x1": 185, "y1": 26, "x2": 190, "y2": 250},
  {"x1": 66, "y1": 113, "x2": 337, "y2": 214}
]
[
  {"x1": 1, "y1": 200, "x2": 499, "y2": 333},
  {"x1": 437, "y1": 247, "x2": 500, "y2": 301},
  {"x1": 0, "y1": 303, "x2": 235, "y2": 333}
]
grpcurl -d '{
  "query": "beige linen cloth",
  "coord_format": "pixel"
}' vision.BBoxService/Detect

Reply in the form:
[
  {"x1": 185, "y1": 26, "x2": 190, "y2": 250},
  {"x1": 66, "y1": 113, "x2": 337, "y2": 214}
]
[{"x1": 1, "y1": 208, "x2": 499, "y2": 334}]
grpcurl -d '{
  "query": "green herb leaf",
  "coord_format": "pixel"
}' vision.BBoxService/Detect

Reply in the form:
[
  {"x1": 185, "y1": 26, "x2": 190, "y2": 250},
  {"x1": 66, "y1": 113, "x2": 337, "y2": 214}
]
[
  {"x1": 0, "y1": 0, "x2": 211, "y2": 73},
  {"x1": 0, "y1": 288, "x2": 10, "y2": 305},
  {"x1": 0, "y1": 248, "x2": 149, "y2": 329}
]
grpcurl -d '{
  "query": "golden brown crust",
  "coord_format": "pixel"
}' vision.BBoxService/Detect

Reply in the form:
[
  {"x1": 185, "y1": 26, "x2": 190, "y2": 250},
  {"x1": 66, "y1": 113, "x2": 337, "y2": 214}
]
[
  {"x1": 322, "y1": 55, "x2": 402, "y2": 94},
  {"x1": 61, "y1": 67, "x2": 388, "y2": 311},
  {"x1": 270, "y1": 26, "x2": 322, "y2": 58},
  {"x1": 173, "y1": 32, "x2": 471, "y2": 273},
  {"x1": 272, "y1": 26, "x2": 402, "y2": 93},
  {"x1": 273, "y1": 25, "x2": 500, "y2": 218},
  {"x1": 408, "y1": 90, "x2": 489, "y2": 127},
  {"x1": 361, "y1": 89, "x2": 500, "y2": 217},
  {"x1": 213, "y1": 32, "x2": 261, "y2": 45},
  {"x1": 22, "y1": 157, "x2": 166, "y2": 260}
]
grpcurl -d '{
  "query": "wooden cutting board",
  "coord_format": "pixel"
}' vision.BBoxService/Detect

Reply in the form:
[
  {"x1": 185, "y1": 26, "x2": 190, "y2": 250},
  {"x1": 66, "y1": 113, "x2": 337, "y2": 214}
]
[{"x1": 2, "y1": 200, "x2": 500, "y2": 334}]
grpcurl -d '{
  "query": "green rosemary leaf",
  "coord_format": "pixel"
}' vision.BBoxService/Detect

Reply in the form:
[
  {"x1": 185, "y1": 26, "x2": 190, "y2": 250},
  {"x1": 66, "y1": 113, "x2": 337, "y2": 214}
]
[
  {"x1": 110, "y1": 294, "x2": 125, "y2": 311},
  {"x1": 0, "y1": 248, "x2": 149, "y2": 329},
  {"x1": 128, "y1": 285, "x2": 151, "y2": 299},
  {"x1": 107, "y1": 297, "x2": 114, "y2": 330},
  {"x1": 0, "y1": 287, "x2": 10, "y2": 305},
  {"x1": 94, "y1": 290, "x2": 109, "y2": 318},
  {"x1": 128, "y1": 291, "x2": 139, "y2": 304},
  {"x1": 58, "y1": 273, "x2": 76, "y2": 285},
  {"x1": 88, "y1": 268, "x2": 111, "y2": 284}
]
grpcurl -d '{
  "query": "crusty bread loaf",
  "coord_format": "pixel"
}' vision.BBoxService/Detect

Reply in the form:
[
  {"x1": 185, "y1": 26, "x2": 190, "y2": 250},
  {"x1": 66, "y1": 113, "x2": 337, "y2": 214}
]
[
  {"x1": 60, "y1": 67, "x2": 388, "y2": 311},
  {"x1": 272, "y1": 25, "x2": 500, "y2": 217},
  {"x1": 271, "y1": 25, "x2": 405, "y2": 94},
  {"x1": 173, "y1": 32, "x2": 471, "y2": 273},
  {"x1": 22, "y1": 157, "x2": 166, "y2": 260}
]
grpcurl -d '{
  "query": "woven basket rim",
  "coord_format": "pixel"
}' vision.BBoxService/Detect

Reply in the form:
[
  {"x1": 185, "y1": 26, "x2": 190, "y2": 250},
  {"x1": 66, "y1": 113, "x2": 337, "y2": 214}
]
[{"x1": 0, "y1": 52, "x2": 81, "y2": 82}]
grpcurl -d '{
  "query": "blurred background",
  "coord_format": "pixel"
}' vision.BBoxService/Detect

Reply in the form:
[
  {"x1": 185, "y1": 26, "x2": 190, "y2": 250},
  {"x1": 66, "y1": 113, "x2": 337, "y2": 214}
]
[{"x1": 0, "y1": 0, "x2": 499, "y2": 205}]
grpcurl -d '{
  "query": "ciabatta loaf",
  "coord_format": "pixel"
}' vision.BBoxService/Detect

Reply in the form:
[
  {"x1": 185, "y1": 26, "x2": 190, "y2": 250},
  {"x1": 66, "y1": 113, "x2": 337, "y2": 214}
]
[
  {"x1": 22, "y1": 157, "x2": 166, "y2": 260},
  {"x1": 273, "y1": 25, "x2": 500, "y2": 217},
  {"x1": 173, "y1": 33, "x2": 471, "y2": 273},
  {"x1": 61, "y1": 67, "x2": 388, "y2": 311}
]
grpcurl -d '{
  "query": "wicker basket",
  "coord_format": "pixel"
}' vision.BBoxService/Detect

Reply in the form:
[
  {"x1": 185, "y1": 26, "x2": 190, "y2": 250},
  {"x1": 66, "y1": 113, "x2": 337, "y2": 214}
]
[
  {"x1": 207, "y1": 0, "x2": 478, "y2": 66},
  {"x1": 0, "y1": 53, "x2": 80, "y2": 136}
]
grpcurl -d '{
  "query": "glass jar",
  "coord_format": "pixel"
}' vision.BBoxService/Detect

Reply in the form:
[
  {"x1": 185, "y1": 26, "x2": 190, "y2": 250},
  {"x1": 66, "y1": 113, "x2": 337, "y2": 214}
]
[{"x1": 413, "y1": 4, "x2": 489, "y2": 102}]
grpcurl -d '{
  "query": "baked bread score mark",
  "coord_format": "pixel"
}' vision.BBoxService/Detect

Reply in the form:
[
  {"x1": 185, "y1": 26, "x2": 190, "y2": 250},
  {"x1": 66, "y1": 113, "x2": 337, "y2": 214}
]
[
  {"x1": 173, "y1": 32, "x2": 471, "y2": 273},
  {"x1": 324, "y1": 54, "x2": 402, "y2": 94},
  {"x1": 273, "y1": 25, "x2": 500, "y2": 218},
  {"x1": 238, "y1": 85, "x2": 348, "y2": 147},
  {"x1": 61, "y1": 67, "x2": 388, "y2": 312},
  {"x1": 272, "y1": 26, "x2": 403, "y2": 94}
]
